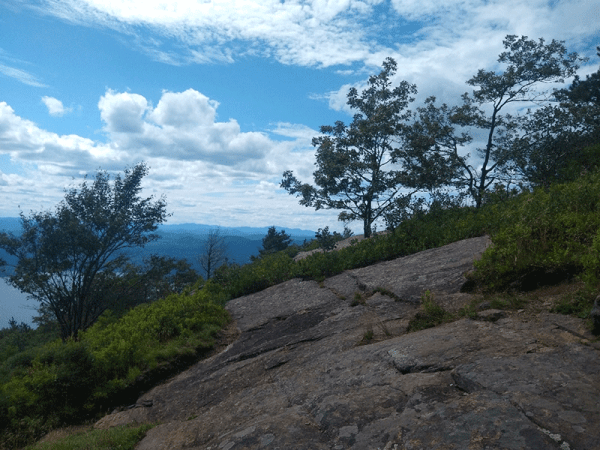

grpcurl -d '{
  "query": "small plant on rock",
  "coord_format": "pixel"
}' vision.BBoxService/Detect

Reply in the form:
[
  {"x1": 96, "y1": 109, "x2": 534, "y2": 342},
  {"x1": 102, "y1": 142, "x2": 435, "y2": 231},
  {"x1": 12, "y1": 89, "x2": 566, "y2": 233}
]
[
  {"x1": 351, "y1": 292, "x2": 365, "y2": 306},
  {"x1": 407, "y1": 290, "x2": 453, "y2": 332},
  {"x1": 359, "y1": 326, "x2": 374, "y2": 345}
]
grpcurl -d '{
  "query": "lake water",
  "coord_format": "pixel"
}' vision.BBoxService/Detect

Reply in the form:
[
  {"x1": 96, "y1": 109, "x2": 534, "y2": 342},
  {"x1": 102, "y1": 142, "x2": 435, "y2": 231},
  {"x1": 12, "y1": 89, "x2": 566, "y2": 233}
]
[{"x1": 0, "y1": 278, "x2": 37, "y2": 329}]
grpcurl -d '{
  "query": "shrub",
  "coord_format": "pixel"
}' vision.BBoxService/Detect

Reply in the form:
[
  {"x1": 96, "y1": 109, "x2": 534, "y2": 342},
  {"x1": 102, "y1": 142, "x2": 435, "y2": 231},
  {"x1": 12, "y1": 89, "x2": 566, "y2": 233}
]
[
  {"x1": 0, "y1": 282, "x2": 229, "y2": 449},
  {"x1": 471, "y1": 172, "x2": 600, "y2": 291}
]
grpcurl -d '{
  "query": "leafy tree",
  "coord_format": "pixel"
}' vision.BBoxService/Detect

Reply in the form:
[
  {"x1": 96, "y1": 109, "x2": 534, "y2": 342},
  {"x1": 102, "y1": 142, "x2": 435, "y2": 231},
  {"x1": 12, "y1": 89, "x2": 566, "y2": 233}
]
[
  {"x1": 315, "y1": 226, "x2": 338, "y2": 251},
  {"x1": 198, "y1": 227, "x2": 228, "y2": 279},
  {"x1": 402, "y1": 96, "x2": 475, "y2": 200},
  {"x1": 315, "y1": 226, "x2": 353, "y2": 251},
  {"x1": 282, "y1": 58, "x2": 447, "y2": 237},
  {"x1": 423, "y1": 35, "x2": 584, "y2": 207},
  {"x1": 510, "y1": 105, "x2": 600, "y2": 187},
  {"x1": 556, "y1": 45, "x2": 600, "y2": 105},
  {"x1": 257, "y1": 226, "x2": 292, "y2": 257},
  {"x1": 85, "y1": 255, "x2": 198, "y2": 317},
  {"x1": 511, "y1": 46, "x2": 600, "y2": 188},
  {"x1": 0, "y1": 163, "x2": 169, "y2": 340}
]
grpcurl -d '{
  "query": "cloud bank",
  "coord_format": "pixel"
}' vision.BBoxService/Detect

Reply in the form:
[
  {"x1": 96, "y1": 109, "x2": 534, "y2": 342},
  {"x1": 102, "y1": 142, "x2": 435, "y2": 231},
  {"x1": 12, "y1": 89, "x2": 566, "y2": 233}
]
[{"x1": 0, "y1": 90, "x2": 324, "y2": 227}]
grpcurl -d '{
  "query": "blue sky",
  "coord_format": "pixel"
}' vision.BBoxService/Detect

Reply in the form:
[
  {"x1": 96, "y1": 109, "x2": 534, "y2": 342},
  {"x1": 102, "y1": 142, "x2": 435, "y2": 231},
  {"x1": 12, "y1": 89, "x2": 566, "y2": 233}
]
[{"x1": 1, "y1": 0, "x2": 599, "y2": 232}]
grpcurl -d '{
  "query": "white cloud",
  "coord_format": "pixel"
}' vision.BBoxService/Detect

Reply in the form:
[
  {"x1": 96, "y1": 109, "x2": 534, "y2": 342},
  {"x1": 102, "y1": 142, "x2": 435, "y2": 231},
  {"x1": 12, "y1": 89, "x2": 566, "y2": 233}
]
[
  {"x1": 98, "y1": 91, "x2": 149, "y2": 133},
  {"x1": 98, "y1": 88, "x2": 284, "y2": 167},
  {"x1": 148, "y1": 90, "x2": 218, "y2": 127},
  {"x1": 0, "y1": 96, "x2": 339, "y2": 229},
  {"x1": 0, "y1": 64, "x2": 47, "y2": 88},
  {"x1": 320, "y1": 0, "x2": 600, "y2": 115},
  {"x1": 41, "y1": 96, "x2": 71, "y2": 117},
  {"x1": 0, "y1": 101, "x2": 123, "y2": 173},
  {"x1": 33, "y1": 0, "x2": 386, "y2": 67},
  {"x1": 270, "y1": 122, "x2": 317, "y2": 141},
  {"x1": 29, "y1": 0, "x2": 598, "y2": 73}
]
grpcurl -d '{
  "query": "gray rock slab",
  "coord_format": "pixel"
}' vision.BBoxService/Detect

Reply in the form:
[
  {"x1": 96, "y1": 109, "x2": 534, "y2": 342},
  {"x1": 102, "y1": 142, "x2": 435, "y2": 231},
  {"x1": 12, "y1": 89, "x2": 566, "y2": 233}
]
[
  {"x1": 94, "y1": 236, "x2": 600, "y2": 450},
  {"x1": 323, "y1": 235, "x2": 490, "y2": 306}
]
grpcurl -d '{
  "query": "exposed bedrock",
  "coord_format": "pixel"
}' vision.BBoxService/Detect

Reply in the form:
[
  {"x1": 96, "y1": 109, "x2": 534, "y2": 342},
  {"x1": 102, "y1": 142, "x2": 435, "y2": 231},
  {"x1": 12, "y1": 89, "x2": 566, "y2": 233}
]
[{"x1": 95, "y1": 236, "x2": 600, "y2": 449}]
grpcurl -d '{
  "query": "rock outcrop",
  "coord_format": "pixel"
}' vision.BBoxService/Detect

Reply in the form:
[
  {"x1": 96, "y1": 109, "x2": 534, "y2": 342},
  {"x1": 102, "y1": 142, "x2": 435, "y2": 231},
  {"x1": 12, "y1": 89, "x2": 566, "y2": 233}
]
[{"x1": 95, "y1": 236, "x2": 600, "y2": 449}]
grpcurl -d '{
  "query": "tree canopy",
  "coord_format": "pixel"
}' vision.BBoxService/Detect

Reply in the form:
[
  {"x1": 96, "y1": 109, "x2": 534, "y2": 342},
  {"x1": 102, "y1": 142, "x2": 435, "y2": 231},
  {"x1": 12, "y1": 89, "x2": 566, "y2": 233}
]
[
  {"x1": 407, "y1": 35, "x2": 585, "y2": 207},
  {"x1": 258, "y1": 226, "x2": 292, "y2": 257},
  {"x1": 0, "y1": 163, "x2": 170, "y2": 340},
  {"x1": 282, "y1": 58, "x2": 452, "y2": 237}
]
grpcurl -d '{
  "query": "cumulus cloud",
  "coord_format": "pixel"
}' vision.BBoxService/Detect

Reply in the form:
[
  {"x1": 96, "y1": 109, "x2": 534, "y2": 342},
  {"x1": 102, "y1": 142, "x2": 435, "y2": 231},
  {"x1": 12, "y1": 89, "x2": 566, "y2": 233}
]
[
  {"x1": 0, "y1": 101, "x2": 122, "y2": 173},
  {"x1": 41, "y1": 96, "x2": 71, "y2": 116},
  {"x1": 0, "y1": 96, "x2": 331, "y2": 227},
  {"x1": 98, "y1": 88, "x2": 283, "y2": 167}
]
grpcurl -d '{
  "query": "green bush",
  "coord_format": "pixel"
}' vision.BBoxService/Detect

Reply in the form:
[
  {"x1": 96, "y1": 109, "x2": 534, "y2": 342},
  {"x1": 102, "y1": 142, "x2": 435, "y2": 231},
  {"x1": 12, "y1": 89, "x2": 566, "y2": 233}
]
[
  {"x1": 550, "y1": 286, "x2": 597, "y2": 318},
  {"x1": 471, "y1": 171, "x2": 600, "y2": 291},
  {"x1": 0, "y1": 282, "x2": 229, "y2": 449}
]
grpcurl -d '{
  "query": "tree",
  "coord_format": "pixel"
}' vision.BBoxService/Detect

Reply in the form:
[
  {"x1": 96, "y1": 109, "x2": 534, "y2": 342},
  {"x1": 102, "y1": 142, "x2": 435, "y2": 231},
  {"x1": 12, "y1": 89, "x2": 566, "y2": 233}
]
[
  {"x1": 511, "y1": 46, "x2": 600, "y2": 188},
  {"x1": 556, "y1": 45, "x2": 600, "y2": 105},
  {"x1": 315, "y1": 226, "x2": 353, "y2": 251},
  {"x1": 258, "y1": 226, "x2": 292, "y2": 257},
  {"x1": 198, "y1": 227, "x2": 228, "y2": 279},
  {"x1": 438, "y1": 35, "x2": 584, "y2": 206},
  {"x1": 282, "y1": 58, "x2": 446, "y2": 237},
  {"x1": 84, "y1": 255, "x2": 198, "y2": 317},
  {"x1": 402, "y1": 96, "x2": 475, "y2": 200},
  {"x1": 0, "y1": 163, "x2": 169, "y2": 340},
  {"x1": 510, "y1": 105, "x2": 600, "y2": 187}
]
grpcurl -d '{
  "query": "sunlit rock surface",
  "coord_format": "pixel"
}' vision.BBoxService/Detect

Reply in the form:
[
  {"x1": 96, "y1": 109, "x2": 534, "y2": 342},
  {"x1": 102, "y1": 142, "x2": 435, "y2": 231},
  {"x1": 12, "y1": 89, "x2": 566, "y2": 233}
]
[{"x1": 95, "y1": 236, "x2": 600, "y2": 450}]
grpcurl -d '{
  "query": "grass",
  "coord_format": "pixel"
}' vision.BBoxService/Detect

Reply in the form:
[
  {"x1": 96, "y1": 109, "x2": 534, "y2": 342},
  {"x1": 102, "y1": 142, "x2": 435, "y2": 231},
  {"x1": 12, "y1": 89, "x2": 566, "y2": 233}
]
[
  {"x1": 350, "y1": 292, "x2": 365, "y2": 306},
  {"x1": 23, "y1": 424, "x2": 155, "y2": 450},
  {"x1": 358, "y1": 326, "x2": 374, "y2": 345},
  {"x1": 550, "y1": 284, "x2": 597, "y2": 319},
  {"x1": 407, "y1": 291, "x2": 454, "y2": 332}
]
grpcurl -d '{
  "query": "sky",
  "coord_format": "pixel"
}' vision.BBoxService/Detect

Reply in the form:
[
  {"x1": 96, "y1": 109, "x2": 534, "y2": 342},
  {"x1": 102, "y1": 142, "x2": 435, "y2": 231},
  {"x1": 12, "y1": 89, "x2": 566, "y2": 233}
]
[{"x1": 1, "y1": 0, "x2": 599, "y2": 233}]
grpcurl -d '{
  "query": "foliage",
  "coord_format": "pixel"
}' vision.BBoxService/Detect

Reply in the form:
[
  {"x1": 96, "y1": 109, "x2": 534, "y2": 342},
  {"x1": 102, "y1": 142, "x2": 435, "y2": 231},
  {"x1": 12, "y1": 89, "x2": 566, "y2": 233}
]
[
  {"x1": 0, "y1": 163, "x2": 170, "y2": 340},
  {"x1": 510, "y1": 48, "x2": 600, "y2": 189},
  {"x1": 359, "y1": 326, "x2": 374, "y2": 345},
  {"x1": 556, "y1": 46, "x2": 600, "y2": 106},
  {"x1": 315, "y1": 226, "x2": 352, "y2": 251},
  {"x1": 511, "y1": 106, "x2": 600, "y2": 188},
  {"x1": 216, "y1": 252, "x2": 297, "y2": 298},
  {"x1": 402, "y1": 97, "x2": 474, "y2": 195},
  {"x1": 407, "y1": 291, "x2": 453, "y2": 332},
  {"x1": 350, "y1": 292, "x2": 365, "y2": 307},
  {"x1": 23, "y1": 423, "x2": 155, "y2": 450},
  {"x1": 488, "y1": 295, "x2": 527, "y2": 310},
  {"x1": 457, "y1": 302, "x2": 478, "y2": 319},
  {"x1": 211, "y1": 198, "x2": 493, "y2": 298},
  {"x1": 470, "y1": 171, "x2": 600, "y2": 291},
  {"x1": 257, "y1": 226, "x2": 292, "y2": 258},
  {"x1": 0, "y1": 283, "x2": 228, "y2": 449},
  {"x1": 198, "y1": 227, "x2": 228, "y2": 279},
  {"x1": 82, "y1": 255, "x2": 199, "y2": 319},
  {"x1": 409, "y1": 35, "x2": 584, "y2": 207},
  {"x1": 550, "y1": 285, "x2": 597, "y2": 319},
  {"x1": 282, "y1": 58, "x2": 453, "y2": 237}
]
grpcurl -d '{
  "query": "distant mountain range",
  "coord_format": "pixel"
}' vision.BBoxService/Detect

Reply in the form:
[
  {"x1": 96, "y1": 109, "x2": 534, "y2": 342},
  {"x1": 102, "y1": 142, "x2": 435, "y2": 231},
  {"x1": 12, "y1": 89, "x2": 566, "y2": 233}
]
[{"x1": 0, "y1": 217, "x2": 317, "y2": 276}]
